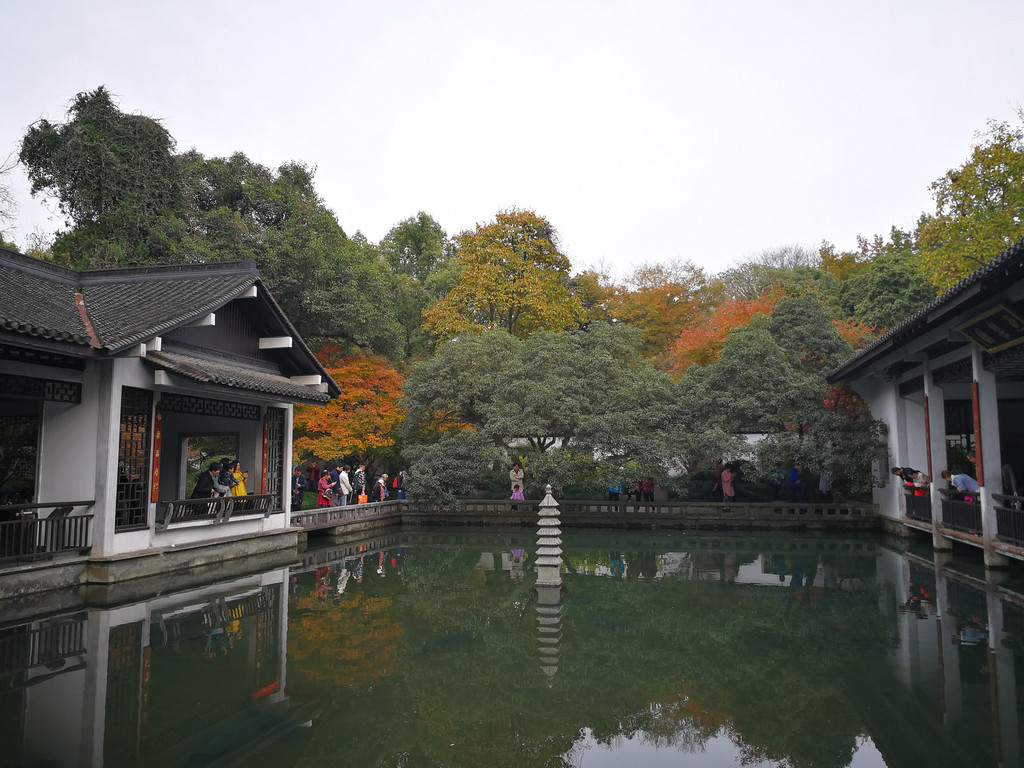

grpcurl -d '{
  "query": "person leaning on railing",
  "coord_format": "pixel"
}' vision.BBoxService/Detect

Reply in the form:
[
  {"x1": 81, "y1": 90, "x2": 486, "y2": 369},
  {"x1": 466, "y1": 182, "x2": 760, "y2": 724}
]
[
  {"x1": 940, "y1": 470, "x2": 979, "y2": 502},
  {"x1": 892, "y1": 466, "x2": 929, "y2": 497},
  {"x1": 192, "y1": 463, "x2": 230, "y2": 498}
]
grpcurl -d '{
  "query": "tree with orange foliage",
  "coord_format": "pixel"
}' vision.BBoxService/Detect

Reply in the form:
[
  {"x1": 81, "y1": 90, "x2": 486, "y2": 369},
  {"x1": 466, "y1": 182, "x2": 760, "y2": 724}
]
[
  {"x1": 292, "y1": 344, "x2": 405, "y2": 464},
  {"x1": 607, "y1": 260, "x2": 718, "y2": 359},
  {"x1": 664, "y1": 292, "x2": 781, "y2": 376}
]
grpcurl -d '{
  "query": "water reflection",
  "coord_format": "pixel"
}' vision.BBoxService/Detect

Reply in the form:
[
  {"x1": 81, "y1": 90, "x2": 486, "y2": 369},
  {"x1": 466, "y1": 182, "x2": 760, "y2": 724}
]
[{"x1": 3, "y1": 531, "x2": 1024, "y2": 767}]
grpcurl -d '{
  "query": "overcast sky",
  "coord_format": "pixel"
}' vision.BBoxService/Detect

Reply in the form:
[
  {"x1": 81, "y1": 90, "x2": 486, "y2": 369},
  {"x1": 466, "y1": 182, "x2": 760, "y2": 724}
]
[{"x1": 3, "y1": 0, "x2": 1023, "y2": 279}]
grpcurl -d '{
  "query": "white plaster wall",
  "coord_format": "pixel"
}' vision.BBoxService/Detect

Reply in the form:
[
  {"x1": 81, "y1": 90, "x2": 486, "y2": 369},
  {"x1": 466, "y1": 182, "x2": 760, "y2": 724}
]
[
  {"x1": 37, "y1": 364, "x2": 101, "y2": 507},
  {"x1": 156, "y1": 514, "x2": 273, "y2": 546},
  {"x1": 903, "y1": 397, "x2": 928, "y2": 473},
  {"x1": 852, "y1": 378, "x2": 902, "y2": 521},
  {"x1": 16, "y1": 351, "x2": 303, "y2": 561}
]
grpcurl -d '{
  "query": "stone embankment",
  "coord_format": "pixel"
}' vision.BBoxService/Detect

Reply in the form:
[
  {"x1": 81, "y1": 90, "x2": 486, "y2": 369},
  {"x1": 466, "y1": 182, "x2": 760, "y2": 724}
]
[{"x1": 292, "y1": 497, "x2": 878, "y2": 536}]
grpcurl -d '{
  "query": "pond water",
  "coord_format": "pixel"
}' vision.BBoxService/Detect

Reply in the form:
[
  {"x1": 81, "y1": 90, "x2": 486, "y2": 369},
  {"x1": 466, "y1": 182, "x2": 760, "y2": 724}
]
[{"x1": 3, "y1": 527, "x2": 1024, "y2": 768}]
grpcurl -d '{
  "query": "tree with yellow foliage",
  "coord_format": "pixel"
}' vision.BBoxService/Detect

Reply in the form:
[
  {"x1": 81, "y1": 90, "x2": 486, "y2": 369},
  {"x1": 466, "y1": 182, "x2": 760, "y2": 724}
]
[
  {"x1": 422, "y1": 210, "x2": 584, "y2": 339},
  {"x1": 916, "y1": 116, "x2": 1024, "y2": 291}
]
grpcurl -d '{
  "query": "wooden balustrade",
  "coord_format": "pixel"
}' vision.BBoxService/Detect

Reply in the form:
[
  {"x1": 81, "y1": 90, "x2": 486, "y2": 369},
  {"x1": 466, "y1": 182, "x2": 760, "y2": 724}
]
[
  {"x1": 904, "y1": 490, "x2": 933, "y2": 523},
  {"x1": 938, "y1": 488, "x2": 982, "y2": 535},
  {"x1": 0, "y1": 501, "x2": 94, "y2": 564},
  {"x1": 156, "y1": 493, "x2": 275, "y2": 531},
  {"x1": 993, "y1": 493, "x2": 1024, "y2": 547}
]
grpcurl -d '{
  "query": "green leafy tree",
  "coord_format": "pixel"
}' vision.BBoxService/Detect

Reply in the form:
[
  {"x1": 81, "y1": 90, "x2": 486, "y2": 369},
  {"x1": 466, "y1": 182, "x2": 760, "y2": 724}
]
[
  {"x1": 379, "y1": 211, "x2": 454, "y2": 283},
  {"x1": 676, "y1": 294, "x2": 882, "y2": 495},
  {"x1": 379, "y1": 213, "x2": 461, "y2": 359},
  {"x1": 19, "y1": 89, "x2": 403, "y2": 355},
  {"x1": 826, "y1": 232, "x2": 935, "y2": 329},
  {"x1": 916, "y1": 115, "x2": 1024, "y2": 291},
  {"x1": 19, "y1": 86, "x2": 184, "y2": 267},
  {"x1": 767, "y1": 294, "x2": 852, "y2": 377},
  {"x1": 402, "y1": 324, "x2": 680, "y2": 502}
]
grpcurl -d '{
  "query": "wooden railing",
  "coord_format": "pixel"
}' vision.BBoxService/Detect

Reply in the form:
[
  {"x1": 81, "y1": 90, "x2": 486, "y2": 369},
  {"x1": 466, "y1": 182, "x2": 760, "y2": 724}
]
[
  {"x1": 156, "y1": 493, "x2": 275, "y2": 531},
  {"x1": 938, "y1": 488, "x2": 982, "y2": 535},
  {"x1": 904, "y1": 490, "x2": 932, "y2": 523},
  {"x1": 993, "y1": 493, "x2": 1024, "y2": 547},
  {"x1": 0, "y1": 501, "x2": 94, "y2": 564}
]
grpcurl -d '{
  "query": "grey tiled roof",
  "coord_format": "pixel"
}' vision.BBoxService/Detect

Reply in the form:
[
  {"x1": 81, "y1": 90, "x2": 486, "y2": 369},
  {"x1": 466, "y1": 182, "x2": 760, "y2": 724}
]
[
  {"x1": 145, "y1": 349, "x2": 331, "y2": 403},
  {"x1": 82, "y1": 272, "x2": 258, "y2": 352},
  {"x1": 0, "y1": 248, "x2": 260, "y2": 352},
  {"x1": 0, "y1": 248, "x2": 339, "y2": 401},
  {"x1": 0, "y1": 249, "x2": 90, "y2": 345},
  {"x1": 828, "y1": 236, "x2": 1024, "y2": 381}
]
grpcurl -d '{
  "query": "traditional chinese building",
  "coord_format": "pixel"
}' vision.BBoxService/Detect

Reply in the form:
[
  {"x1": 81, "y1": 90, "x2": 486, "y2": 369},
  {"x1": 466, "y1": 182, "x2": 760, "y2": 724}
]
[
  {"x1": 828, "y1": 236, "x2": 1024, "y2": 567},
  {"x1": 0, "y1": 248, "x2": 339, "y2": 596}
]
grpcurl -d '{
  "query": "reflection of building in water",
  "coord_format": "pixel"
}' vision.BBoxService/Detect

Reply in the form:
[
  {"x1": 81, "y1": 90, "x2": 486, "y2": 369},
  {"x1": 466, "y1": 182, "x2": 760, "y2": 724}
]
[
  {"x1": 870, "y1": 548, "x2": 1020, "y2": 767},
  {"x1": 0, "y1": 568, "x2": 297, "y2": 768}
]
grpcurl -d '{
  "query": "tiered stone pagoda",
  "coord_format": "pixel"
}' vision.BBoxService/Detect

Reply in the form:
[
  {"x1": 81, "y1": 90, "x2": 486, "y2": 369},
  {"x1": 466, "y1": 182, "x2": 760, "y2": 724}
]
[{"x1": 535, "y1": 484, "x2": 563, "y2": 679}]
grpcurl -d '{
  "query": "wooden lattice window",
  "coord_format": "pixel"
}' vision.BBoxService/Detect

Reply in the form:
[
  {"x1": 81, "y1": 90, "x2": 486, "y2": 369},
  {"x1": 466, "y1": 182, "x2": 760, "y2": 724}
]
[
  {"x1": 265, "y1": 408, "x2": 286, "y2": 511},
  {"x1": 116, "y1": 387, "x2": 152, "y2": 530}
]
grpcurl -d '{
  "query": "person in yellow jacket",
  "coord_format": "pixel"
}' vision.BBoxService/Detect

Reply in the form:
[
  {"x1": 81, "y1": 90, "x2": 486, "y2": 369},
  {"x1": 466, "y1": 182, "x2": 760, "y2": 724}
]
[{"x1": 229, "y1": 460, "x2": 248, "y2": 496}]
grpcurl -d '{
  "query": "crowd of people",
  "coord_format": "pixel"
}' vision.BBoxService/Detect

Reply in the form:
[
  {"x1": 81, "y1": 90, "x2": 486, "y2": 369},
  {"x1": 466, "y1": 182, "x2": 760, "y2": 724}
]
[
  {"x1": 190, "y1": 457, "x2": 248, "y2": 499},
  {"x1": 891, "y1": 465, "x2": 980, "y2": 502},
  {"x1": 292, "y1": 461, "x2": 406, "y2": 510}
]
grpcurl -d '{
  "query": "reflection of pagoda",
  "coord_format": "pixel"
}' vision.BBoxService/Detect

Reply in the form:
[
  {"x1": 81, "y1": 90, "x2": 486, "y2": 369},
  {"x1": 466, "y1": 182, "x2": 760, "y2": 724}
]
[{"x1": 536, "y1": 485, "x2": 563, "y2": 681}]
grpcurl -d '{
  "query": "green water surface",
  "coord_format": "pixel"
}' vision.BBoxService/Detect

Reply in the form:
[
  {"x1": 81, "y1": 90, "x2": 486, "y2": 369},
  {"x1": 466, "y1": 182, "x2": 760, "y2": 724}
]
[{"x1": 3, "y1": 529, "x2": 1023, "y2": 768}]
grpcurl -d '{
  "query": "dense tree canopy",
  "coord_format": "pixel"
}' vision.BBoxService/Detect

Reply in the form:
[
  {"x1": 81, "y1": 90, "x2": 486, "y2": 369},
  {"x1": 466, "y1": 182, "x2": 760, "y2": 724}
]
[
  {"x1": 402, "y1": 324, "x2": 681, "y2": 503},
  {"x1": 378, "y1": 213, "x2": 460, "y2": 358},
  {"x1": 674, "y1": 293, "x2": 883, "y2": 494},
  {"x1": 916, "y1": 115, "x2": 1024, "y2": 291},
  {"x1": 20, "y1": 86, "x2": 184, "y2": 267},
  {"x1": 825, "y1": 232, "x2": 935, "y2": 329},
  {"x1": 17, "y1": 86, "x2": 1021, "y2": 500},
  {"x1": 17, "y1": 87, "x2": 404, "y2": 354},
  {"x1": 422, "y1": 210, "x2": 584, "y2": 339},
  {"x1": 605, "y1": 260, "x2": 718, "y2": 359}
]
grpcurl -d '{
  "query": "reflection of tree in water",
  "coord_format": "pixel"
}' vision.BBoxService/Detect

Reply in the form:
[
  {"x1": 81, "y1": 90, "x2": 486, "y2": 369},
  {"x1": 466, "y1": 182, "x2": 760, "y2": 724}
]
[
  {"x1": 288, "y1": 570, "x2": 403, "y2": 690},
  {"x1": 289, "y1": 543, "x2": 891, "y2": 768}
]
